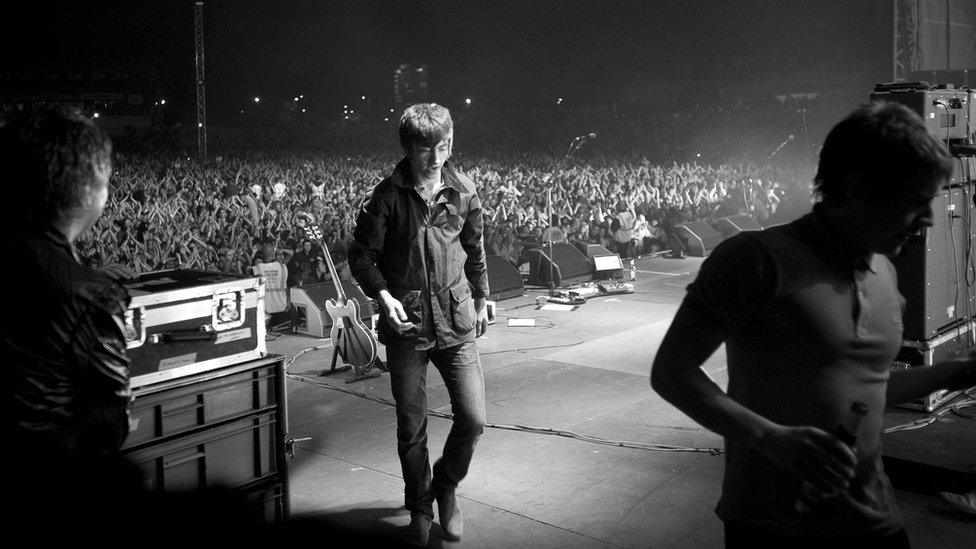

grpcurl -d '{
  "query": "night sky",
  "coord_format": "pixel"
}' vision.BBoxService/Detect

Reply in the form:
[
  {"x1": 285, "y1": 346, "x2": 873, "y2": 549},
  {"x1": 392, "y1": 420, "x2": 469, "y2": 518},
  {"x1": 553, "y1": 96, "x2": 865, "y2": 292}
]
[{"x1": 3, "y1": 0, "x2": 891, "y2": 123}]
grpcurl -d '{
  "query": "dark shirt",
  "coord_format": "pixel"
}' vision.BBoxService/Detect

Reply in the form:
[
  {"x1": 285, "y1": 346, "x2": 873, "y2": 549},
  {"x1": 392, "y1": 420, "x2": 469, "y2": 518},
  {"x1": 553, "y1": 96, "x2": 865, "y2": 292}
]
[
  {"x1": 349, "y1": 158, "x2": 488, "y2": 350},
  {"x1": 685, "y1": 205, "x2": 903, "y2": 536},
  {"x1": 3, "y1": 225, "x2": 131, "y2": 456}
]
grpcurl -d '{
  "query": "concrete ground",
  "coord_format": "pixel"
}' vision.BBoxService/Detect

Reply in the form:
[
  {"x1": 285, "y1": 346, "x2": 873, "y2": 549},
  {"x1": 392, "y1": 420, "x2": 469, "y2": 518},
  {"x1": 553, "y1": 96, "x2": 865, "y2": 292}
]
[{"x1": 270, "y1": 255, "x2": 976, "y2": 548}]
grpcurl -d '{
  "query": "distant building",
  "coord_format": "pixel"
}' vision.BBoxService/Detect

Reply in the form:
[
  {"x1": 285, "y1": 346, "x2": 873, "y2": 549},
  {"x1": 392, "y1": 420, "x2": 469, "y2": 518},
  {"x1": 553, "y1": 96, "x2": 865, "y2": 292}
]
[{"x1": 393, "y1": 63, "x2": 429, "y2": 109}]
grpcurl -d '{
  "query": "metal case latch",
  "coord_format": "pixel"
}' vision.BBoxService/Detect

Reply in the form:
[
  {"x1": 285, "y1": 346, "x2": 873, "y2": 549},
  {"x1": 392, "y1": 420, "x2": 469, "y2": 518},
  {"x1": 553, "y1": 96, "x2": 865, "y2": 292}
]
[
  {"x1": 123, "y1": 306, "x2": 147, "y2": 349},
  {"x1": 212, "y1": 290, "x2": 246, "y2": 331}
]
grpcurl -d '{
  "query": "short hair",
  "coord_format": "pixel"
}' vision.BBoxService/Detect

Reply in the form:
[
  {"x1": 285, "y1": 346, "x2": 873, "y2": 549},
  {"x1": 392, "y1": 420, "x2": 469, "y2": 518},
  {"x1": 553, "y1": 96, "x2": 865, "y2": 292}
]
[
  {"x1": 814, "y1": 102, "x2": 951, "y2": 202},
  {"x1": 0, "y1": 108, "x2": 112, "y2": 223},
  {"x1": 398, "y1": 103, "x2": 453, "y2": 152}
]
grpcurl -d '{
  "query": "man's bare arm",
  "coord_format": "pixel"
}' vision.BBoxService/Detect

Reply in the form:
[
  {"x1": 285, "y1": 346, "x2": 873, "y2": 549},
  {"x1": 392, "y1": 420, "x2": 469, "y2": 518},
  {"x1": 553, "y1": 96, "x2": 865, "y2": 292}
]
[
  {"x1": 651, "y1": 301, "x2": 857, "y2": 495},
  {"x1": 886, "y1": 351, "x2": 976, "y2": 406}
]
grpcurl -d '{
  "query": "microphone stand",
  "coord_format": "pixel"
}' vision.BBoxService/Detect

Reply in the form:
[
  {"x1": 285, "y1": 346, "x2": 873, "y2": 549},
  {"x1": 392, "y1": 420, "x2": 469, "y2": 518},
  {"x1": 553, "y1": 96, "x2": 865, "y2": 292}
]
[
  {"x1": 541, "y1": 136, "x2": 587, "y2": 296},
  {"x1": 743, "y1": 134, "x2": 793, "y2": 179}
]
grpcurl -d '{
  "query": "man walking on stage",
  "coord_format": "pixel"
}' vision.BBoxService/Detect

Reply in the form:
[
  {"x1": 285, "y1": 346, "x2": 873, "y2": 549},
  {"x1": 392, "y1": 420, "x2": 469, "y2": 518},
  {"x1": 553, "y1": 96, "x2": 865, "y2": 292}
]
[
  {"x1": 651, "y1": 102, "x2": 976, "y2": 547},
  {"x1": 349, "y1": 103, "x2": 489, "y2": 547}
]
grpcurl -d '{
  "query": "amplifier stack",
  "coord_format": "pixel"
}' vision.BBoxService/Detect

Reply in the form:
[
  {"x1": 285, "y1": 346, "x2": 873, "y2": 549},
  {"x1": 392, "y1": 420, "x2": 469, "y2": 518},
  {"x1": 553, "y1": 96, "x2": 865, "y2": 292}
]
[{"x1": 872, "y1": 82, "x2": 976, "y2": 411}]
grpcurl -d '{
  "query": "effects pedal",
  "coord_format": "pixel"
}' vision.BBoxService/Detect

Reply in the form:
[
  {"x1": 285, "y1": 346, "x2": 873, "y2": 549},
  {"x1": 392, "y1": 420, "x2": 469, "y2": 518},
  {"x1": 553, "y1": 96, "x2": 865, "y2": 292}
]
[{"x1": 597, "y1": 282, "x2": 634, "y2": 295}]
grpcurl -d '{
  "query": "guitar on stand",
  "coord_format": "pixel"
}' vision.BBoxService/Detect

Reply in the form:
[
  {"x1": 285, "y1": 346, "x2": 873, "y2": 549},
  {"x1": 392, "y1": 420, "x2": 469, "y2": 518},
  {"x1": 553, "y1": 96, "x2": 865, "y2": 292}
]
[{"x1": 304, "y1": 226, "x2": 382, "y2": 382}]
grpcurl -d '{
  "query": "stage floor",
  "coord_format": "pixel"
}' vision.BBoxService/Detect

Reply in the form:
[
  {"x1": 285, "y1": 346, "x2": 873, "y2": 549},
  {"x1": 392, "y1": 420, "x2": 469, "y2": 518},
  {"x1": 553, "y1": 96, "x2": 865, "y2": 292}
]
[{"x1": 270, "y1": 255, "x2": 975, "y2": 547}]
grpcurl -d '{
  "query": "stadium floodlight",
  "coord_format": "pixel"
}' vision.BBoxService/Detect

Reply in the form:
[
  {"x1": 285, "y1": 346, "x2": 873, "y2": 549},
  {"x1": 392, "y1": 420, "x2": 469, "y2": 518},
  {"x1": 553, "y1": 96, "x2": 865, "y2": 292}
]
[
  {"x1": 299, "y1": 94, "x2": 304, "y2": 99},
  {"x1": 465, "y1": 98, "x2": 471, "y2": 105},
  {"x1": 294, "y1": 97, "x2": 299, "y2": 102},
  {"x1": 161, "y1": 99, "x2": 167, "y2": 105}
]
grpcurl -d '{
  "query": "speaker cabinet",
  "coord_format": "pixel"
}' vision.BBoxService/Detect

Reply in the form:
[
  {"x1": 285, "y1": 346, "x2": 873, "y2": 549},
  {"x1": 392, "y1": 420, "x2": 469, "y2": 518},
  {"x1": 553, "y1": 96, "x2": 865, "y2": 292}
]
[
  {"x1": 870, "y1": 87, "x2": 973, "y2": 143},
  {"x1": 486, "y1": 254, "x2": 525, "y2": 301},
  {"x1": 289, "y1": 281, "x2": 374, "y2": 338},
  {"x1": 572, "y1": 241, "x2": 624, "y2": 279},
  {"x1": 892, "y1": 186, "x2": 976, "y2": 341},
  {"x1": 675, "y1": 222, "x2": 724, "y2": 257},
  {"x1": 527, "y1": 243, "x2": 593, "y2": 287},
  {"x1": 713, "y1": 214, "x2": 764, "y2": 239}
]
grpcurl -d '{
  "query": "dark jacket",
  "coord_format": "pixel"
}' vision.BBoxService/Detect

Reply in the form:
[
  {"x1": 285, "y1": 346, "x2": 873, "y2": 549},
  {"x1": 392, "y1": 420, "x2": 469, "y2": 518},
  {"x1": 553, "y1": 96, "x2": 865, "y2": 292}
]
[
  {"x1": 3, "y1": 225, "x2": 131, "y2": 456},
  {"x1": 349, "y1": 158, "x2": 489, "y2": 349}
]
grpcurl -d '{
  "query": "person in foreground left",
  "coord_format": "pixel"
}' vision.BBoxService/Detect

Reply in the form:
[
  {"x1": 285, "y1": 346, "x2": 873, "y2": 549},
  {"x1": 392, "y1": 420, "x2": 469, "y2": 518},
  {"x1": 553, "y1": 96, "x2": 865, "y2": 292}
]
[{"x1": 1, "y1": 108, "x2": 141, "y2": 535}]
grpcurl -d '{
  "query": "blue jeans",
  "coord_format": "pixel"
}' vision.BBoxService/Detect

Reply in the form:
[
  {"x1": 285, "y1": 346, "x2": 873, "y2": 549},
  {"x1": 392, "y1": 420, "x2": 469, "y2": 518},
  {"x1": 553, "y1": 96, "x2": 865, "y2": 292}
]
[{"x1": 386, "y1": 339, "x2": 486, "y2": 519}]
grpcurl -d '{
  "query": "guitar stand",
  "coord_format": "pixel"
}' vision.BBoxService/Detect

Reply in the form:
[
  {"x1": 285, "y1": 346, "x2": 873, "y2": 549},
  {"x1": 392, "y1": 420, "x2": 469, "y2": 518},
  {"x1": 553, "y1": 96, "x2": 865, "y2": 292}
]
[{"x1": 319, "y1": 327, "x2": 382, "y2": 383}]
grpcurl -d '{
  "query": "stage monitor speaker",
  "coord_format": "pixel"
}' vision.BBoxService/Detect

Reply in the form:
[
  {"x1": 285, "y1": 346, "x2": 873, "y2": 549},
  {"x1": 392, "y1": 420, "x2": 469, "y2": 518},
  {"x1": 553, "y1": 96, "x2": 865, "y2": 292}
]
[
  {"x1": 892, "y1": 186, "x2": 976, "y2": 341},
  {"x1": 713, "y1": 214, "x2": 764, "y2": 239},
  {"x1": 486, "y1": 254, "x2": 525, "y2": 301},
  {"x1": 675, "y1": 222, "x2": 724, "y2": 257},
  {"x1": 527, "y1": 243, "x2": 593, "y2": 287},
  {"x1": 290, "y1": 281, "x2": 374, "y2": 338},
  {"x1": 572, "y1": 241, "x2": 623, "y2": 279}
]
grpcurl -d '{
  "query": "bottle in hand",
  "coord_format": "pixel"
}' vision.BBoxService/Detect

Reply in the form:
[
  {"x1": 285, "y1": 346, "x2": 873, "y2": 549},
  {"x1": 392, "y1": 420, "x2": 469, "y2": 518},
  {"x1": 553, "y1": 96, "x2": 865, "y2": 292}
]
[{"x1": 794, "y1": 401, "x2": 868, "y2": 514}]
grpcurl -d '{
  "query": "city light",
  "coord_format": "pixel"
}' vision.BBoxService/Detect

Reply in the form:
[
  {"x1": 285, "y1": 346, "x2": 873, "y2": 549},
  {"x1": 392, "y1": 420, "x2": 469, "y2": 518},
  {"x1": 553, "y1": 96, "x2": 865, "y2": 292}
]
[
  {"x1": 384, "y1": 117, "x2": 389, "y2": 122},
  {"x1": 93, "y1": 112, "x2": 100, "y2": 118},
  {"x1": 160, "y1": 99, "x2": 166, "y2": 105},
  {"x1": 557, "y1": 97, "x2": 563, "y2": 105},
  {"x1": 254, "y1": 96, "x2": 260, "y2": 103},
  {"x1": 299, "y1": 94, "x2": 304, "y2": 99},
  {"x1": 294, "y1": 97, "x2": 299, "y2": 102},
  {"x1": 361, "y1": 95, "x2": 366, "y2": 100},
  {"x1": 465, "y1": 98, "x2": 471, "y2": 105},
  {"x1": 301, "y1": 108, "x2": 306, "y2": 113},
  {"x1": 198, "y1": 122, "x2": 203, "y2": 128}
]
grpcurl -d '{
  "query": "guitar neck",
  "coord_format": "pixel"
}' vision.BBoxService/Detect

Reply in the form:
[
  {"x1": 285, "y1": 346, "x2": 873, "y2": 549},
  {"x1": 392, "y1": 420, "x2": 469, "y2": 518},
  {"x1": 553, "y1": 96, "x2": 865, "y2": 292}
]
[
  {"x1": 307, "y1": 228, "x2": 346, "y2": 301},
  {"x1": 320, "y1": 240, "x2": 346, "y2": 301}
]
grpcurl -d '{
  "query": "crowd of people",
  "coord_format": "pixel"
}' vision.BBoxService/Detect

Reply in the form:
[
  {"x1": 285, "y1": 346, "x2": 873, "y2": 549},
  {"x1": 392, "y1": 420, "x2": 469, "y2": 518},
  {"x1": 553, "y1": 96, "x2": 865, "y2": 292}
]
[
  {"x1": 77, "y1": 95, "x2": 868, "y2": 280},
  {"x1": 75, "y1": 149, "x2": 810, "y2": 280}
]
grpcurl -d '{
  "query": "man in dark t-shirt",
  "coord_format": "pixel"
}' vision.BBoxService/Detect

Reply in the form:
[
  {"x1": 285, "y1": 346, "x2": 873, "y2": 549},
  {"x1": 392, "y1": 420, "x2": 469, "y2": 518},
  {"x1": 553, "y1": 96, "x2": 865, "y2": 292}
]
[{"x1": 651, "y1": 103, "x2": 976, "y2": 547}]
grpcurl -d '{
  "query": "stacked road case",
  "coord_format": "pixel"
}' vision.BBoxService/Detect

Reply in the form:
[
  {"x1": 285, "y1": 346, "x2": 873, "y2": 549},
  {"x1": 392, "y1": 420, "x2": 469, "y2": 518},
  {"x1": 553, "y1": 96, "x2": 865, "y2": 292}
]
[{"x1": 120, "y1": 269, "x2": 288, "y2": 523}]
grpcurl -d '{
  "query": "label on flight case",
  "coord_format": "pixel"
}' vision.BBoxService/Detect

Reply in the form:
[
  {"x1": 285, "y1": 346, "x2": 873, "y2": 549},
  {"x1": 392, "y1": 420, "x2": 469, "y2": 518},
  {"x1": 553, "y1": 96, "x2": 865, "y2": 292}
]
[
  {"x1": 215, "y1": 327, "x2": 252, "y2": 344},
  {"x1": 159, "y1": 353, "x2": 198, "y2": 371}
]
